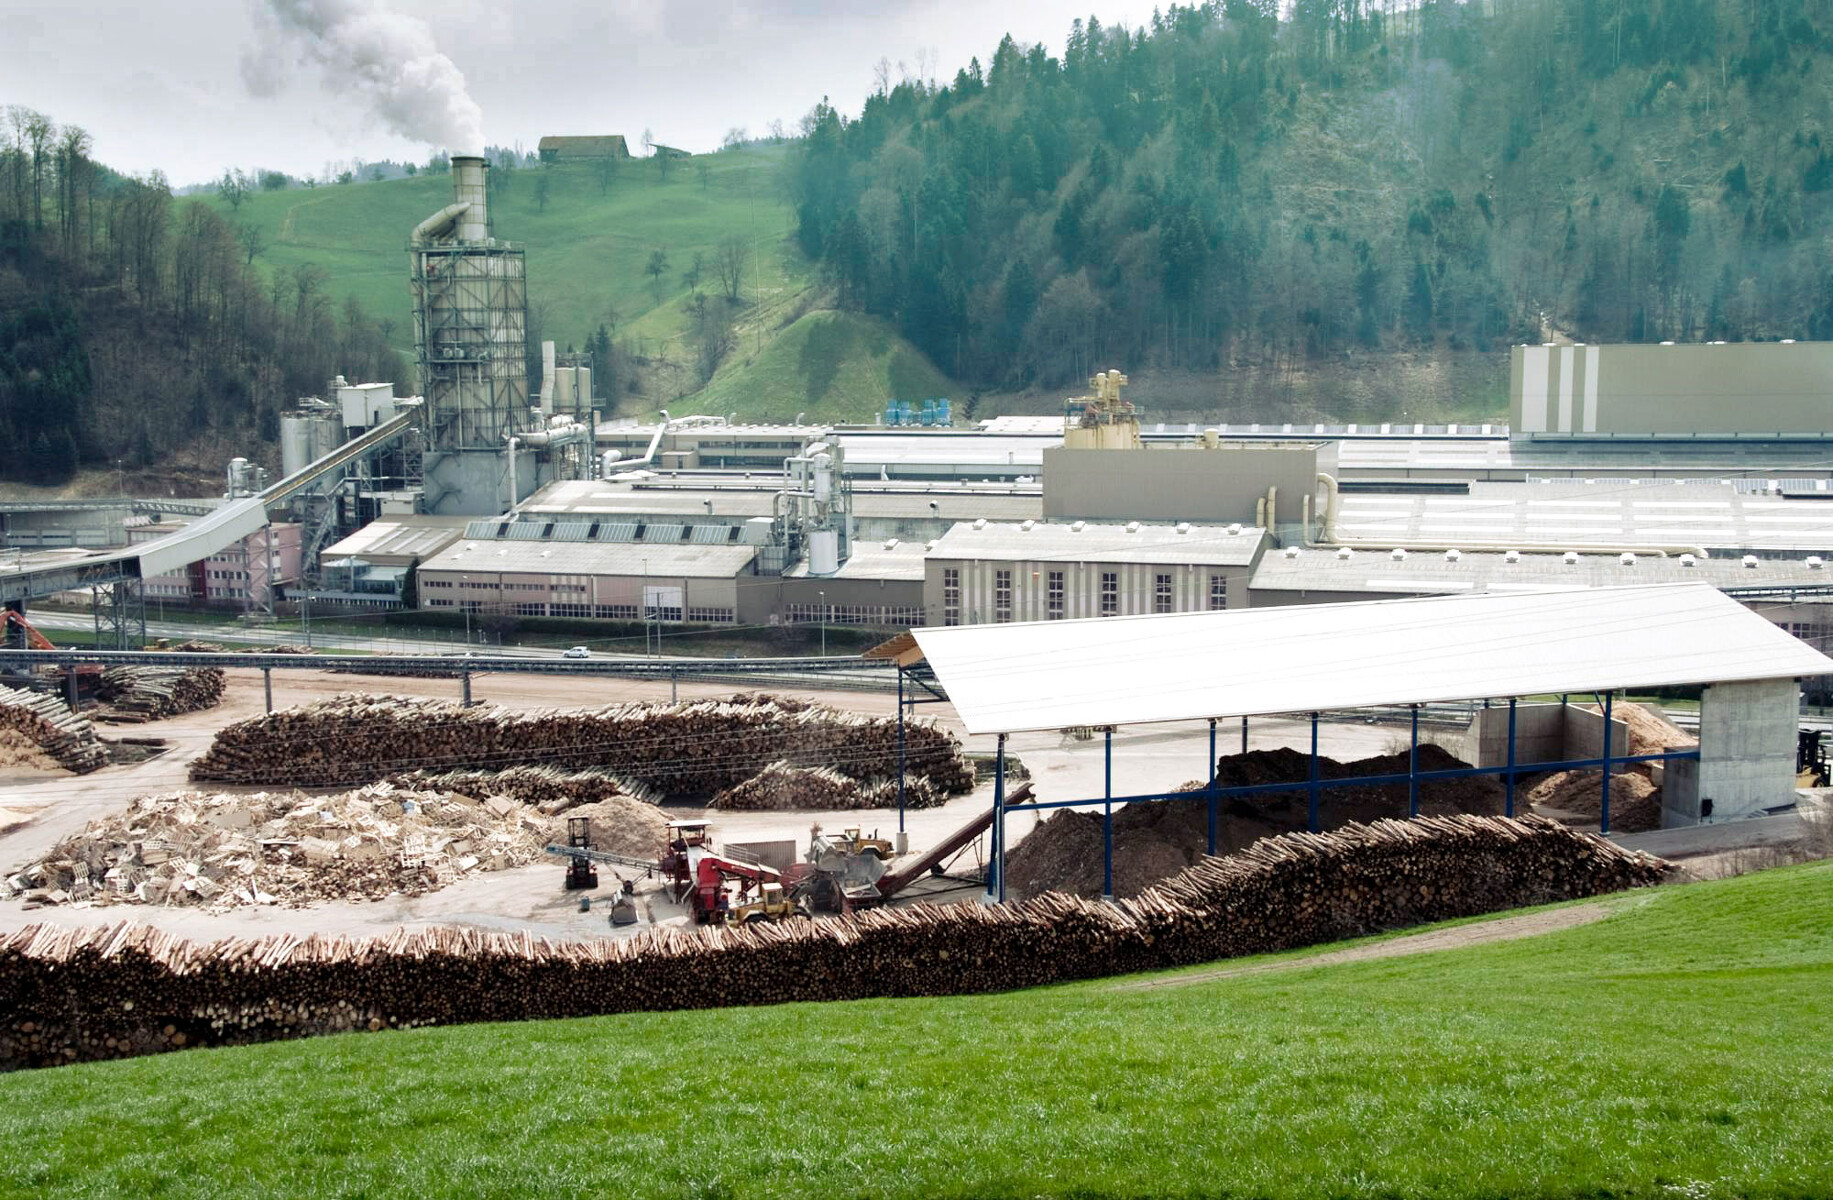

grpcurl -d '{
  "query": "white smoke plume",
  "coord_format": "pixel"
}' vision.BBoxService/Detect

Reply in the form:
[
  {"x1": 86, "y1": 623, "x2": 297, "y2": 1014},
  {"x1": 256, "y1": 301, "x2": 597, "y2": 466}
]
[{"x1": 242, "y1": 0, "x2": 485, "y2": 155}]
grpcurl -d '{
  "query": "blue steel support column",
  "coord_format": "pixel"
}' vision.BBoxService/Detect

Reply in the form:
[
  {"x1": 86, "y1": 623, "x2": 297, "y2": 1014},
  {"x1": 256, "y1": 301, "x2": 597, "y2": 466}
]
[
  {"x1": 896, "y1": 665, "x2": 907, "y2": 836},
  {"x1": 1601, "y1": 692, "x2": 1614, "y2": 834},
  {"x1": 1308, "y1": 712, "x2": 1321, "y2": 833},
  {"x1": 1207, "y1": 718, "x2": 1218, "y2": 855},
  {"x1": 1241, "y1": 716, "x2": 1249, "y2": 754},
  {"x1": 1408, "y1": 704, "x2": 1420, "y2": 818},
  {"x1": 1102, "y1": 726, "x2": 1115, "y2": 900},
  {"x1": 1506, "y1": 697, "x2": 1518, "y2": 818},
  {"x1": 988, "y1": 732, "x2": 1008, "y2": 902}
]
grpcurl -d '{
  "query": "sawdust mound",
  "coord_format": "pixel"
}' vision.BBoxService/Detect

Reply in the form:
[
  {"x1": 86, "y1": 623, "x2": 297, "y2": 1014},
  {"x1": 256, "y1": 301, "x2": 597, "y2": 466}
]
[
  {"x1": 1006, "y1": 745, "x2": 1506, "y2": 900},
  {"x1": 4, "y1": 783, "x2": 558, "y2": 910},
  {"x1": 560, "y1": 797, "x2": 669, "y2": 859},
  {"x1": 0, "y1": 728, "x2": 60, "y2": 772},
  {"x1": 1527, "y1": 770, "x2": 1661, "y2": 832},
  {"x1": 1585, "y1": 701, "x2": 1697, "y2": 755}
]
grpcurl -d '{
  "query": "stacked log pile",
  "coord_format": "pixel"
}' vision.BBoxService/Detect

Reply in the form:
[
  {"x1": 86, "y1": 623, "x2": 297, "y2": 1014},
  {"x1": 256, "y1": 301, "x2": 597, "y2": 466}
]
[
  {"x1": 188, "y1": 694, "x2": 975, "y2": 800},
  {"x1": 711, "y1": 762, "x2": 862, "y2": 810},
  {"x1": 94, "y1": 666, "x2": 226, "y2": 722},
  {"x1": 0, "y1": 815, "x2": 1669, "y2": 1069},
  {"x1": 2, "y1": 783, "x2": 552, "y2": 910},
  {"x1": 388, "y1": 765, "x2": 659, "y2": 815},
  {"x1": 0, "y1": 689, "x2": 107, "y2": 774}
]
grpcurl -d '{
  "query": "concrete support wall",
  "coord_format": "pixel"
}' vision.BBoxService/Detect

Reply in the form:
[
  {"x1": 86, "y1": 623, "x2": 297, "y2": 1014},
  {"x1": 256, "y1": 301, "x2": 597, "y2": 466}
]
[
  {"x1": 1467, "y1": 702, "x2": 1626, "y2": 769},
  {"x1": 1682, "y1": 678, "x2": 1801, "y2": 822}
]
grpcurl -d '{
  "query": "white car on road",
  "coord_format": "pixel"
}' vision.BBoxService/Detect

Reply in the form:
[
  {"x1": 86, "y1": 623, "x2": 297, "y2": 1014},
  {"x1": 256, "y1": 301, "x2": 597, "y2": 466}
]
[{"x1": 562, "y1": 646, "x2": 591, "y2": 660}]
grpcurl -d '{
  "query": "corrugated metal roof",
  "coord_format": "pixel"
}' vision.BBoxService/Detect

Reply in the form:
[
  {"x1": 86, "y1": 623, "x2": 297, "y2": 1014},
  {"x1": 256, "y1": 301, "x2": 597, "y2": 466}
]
[
  {"x1": 913, "y1": 583, "x2": 1833, "y2": 735},
  {"x1": 1250, "y1": 547, "x2": 1833, "y2": 595},
  {"x1": 927, "y1": 521, "x2": 1266, "y2": 567},
  {"x1": 421, "y1": 539, "x2": 757, "y2": 579}
]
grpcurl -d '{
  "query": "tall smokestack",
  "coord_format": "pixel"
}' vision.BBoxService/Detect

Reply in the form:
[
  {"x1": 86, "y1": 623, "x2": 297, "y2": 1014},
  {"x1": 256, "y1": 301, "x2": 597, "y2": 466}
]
[{"x1": 451, "y1": 155, "x2": 488, "y2": 241}]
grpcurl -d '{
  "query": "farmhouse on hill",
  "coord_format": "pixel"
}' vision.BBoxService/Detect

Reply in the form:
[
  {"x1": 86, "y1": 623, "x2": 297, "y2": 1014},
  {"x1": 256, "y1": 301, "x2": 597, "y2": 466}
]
[{"x1": 537, "y1": 135, "x2": 630, "y2": 162}]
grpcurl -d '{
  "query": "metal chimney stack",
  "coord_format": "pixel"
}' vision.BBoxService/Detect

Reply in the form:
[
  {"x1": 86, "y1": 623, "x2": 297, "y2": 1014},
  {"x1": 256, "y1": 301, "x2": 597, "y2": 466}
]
[{"x1": 450, "y1": 155, "x2": 489, "y2": 241}]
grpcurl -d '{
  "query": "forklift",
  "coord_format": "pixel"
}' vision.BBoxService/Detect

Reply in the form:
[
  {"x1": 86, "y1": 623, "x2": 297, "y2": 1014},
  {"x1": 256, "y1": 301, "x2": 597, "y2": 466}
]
[{"x1": 1798, "y1": 729, "x2": 1829, "y2": 788}]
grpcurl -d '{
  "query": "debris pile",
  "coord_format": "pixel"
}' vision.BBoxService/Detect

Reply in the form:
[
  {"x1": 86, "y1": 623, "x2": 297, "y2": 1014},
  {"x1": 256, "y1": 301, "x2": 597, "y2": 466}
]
[
  {"x1": 3, "y1": 783, "x2": 553, "y2": 911},
  {"x1": 0, "y1": 815, "x2": 1670, "y2": 1068},
  {"x1": 1527, "y1": 770, "x2": 1662, "y2": 832},
  {"x1": 0, "y1": 689, "x2": 107, "y2": 774},
  {"x1": 388, "y1": 765, "x2": 658, "y2": 815},
  {"x1": 189, "y1": 694, "x2": 975, "y2": 800},
  {"x1": 0, "y1": 728, "x2": 58, "y2": 772},
  {"x1": 94, "y1": 665, "x2": 225, "y2": 722}
]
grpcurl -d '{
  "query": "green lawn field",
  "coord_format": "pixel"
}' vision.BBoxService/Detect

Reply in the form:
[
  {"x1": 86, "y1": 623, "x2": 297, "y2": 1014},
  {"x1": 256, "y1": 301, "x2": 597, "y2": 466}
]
[
  {"x1": 3, "y1": 861, "x2": 1829, "y2": 1198},
  {"x1": 228, "y1": 150, "x2": 958, "y2": 422}
]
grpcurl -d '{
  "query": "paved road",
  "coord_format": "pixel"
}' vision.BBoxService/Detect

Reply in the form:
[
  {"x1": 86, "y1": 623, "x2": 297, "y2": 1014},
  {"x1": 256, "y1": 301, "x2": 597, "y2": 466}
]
[{"x1": 26, "y1": 610, "x2": 571, "y2": 657}]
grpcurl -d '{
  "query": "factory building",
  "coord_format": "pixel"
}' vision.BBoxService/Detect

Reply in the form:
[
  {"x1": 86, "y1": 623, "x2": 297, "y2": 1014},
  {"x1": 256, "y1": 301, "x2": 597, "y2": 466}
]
[
  {"x1": 923, "y1": 520, "x2": 1266, "y2": 626},
  {"x1": 1511, "y1": 340, "x2": 1833, "y2": 438},
  {"x1": 134, "y1": 522, "x2": 301, "y2": 608},
  {"x1": 417, "y1": 539, "x2": 762, "y2": 624}
]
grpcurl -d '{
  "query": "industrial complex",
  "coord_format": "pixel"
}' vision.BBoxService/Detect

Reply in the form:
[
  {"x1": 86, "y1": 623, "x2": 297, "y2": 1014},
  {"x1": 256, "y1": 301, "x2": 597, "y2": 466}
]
[{"x1": 3, "y1": 151, "x2": 1832, "y2": 1032}]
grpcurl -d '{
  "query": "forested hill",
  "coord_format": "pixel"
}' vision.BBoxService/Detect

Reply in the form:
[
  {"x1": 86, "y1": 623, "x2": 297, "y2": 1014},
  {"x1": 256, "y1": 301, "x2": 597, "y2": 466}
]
[{"x1": 788, "y1": 0, "x2": 1833, "y2": 409}]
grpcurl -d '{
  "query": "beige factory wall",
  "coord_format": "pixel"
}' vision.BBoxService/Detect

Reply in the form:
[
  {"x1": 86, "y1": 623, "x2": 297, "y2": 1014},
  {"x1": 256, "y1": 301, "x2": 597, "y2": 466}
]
[
  {"x1": 1511, "y1": 342, "x2": 1833, "y2": 436},
  {"x1": 924, "y1": 558, "x2": 1249, "y2": 624},
  {"x1": 1042, "y1": 442, "x2": 1332, "y2": 531},
  {"x1": 779, "y1": 576, "x2": 927, "y2": 627}
]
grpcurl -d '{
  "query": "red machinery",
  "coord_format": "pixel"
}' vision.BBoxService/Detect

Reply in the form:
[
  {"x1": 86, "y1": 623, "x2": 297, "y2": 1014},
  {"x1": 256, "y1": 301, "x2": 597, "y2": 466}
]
[
  {"x1": 660, "y1": 820, "x2": 785, "y2": 924},
  {"x1": 3, "y1": 610, "x2": 56, "y2": 651}
]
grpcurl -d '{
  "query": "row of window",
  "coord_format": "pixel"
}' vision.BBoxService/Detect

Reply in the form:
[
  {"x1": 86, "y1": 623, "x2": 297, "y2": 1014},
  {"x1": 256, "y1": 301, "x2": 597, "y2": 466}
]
[
  {"x1": 944, "y1": 568, "x2": 1229, "y2": 625},
  {"x1": 784, "y1": 602, "x2": 926, "y2": 628}
]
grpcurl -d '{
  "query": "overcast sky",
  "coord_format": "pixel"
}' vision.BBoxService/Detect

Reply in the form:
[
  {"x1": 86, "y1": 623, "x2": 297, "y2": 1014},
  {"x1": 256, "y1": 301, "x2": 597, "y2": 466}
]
[{"x1": 11, "y1": 0, "x2": 1147, "y2": 187}]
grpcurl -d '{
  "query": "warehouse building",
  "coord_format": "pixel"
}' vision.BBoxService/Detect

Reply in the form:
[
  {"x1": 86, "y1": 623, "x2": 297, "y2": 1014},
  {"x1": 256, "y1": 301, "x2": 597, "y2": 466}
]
[{"x1": 135, "y1": 522, "x2": 301, "y2": 608}]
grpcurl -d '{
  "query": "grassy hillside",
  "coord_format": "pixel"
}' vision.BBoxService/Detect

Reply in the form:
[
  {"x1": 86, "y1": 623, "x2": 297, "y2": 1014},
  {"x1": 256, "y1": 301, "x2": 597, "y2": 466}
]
[
  {"x1": 5, "y1": 860, "x2": 1830, "y2": 1198},
  {"x1": 232, "y1": 148, "x2": 959, "y2": 420},
  {"x1": 694, "y1": 309, "x2": 960, "y2": 423}
]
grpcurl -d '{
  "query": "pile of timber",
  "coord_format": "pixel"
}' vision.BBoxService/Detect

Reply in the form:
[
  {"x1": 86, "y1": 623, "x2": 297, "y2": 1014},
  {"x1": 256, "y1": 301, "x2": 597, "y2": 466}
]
[
  {"x1": 94, "y1": 666, "x2": 225, "y2": 723},
  {"x1": 188, "y1": 694, "x2": 975, "y2": 800},
  {"x1": 710, "y1": 761, "x2": 863, "y2": 810},
  {"x1": 165, "y1": 641, "x2": 224, "y2": 653},
  {"x1": 388, "y1": 765, "x2": 659, "y2": 815},
  {"x1": 0, "y1": 815, "x2": 1669, "y2": 1069},
  {"x1": 327, "y1": 653, "x2": 456, "y2": 679},
  {"x1": 0, "y1": 689, "x2": 107, "y2": 774},
  {"x1": 2, "y1": 782, "x2": 554, "y2": 910}
]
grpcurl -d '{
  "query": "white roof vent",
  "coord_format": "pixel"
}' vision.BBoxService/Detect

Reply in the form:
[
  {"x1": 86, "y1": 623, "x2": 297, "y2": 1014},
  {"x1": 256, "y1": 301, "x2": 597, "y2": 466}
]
[
  {"x1": 1504, "y1": 550, "x2": 1521, "y2": 564},
  {"x1": 1019, "y1": 520, "x2": 1035, "y2": 532},
  {"x1": 1227, "y1": 523, "x2": 1242, "y2": 535},
  {"x1": 1126, "y1": 521, "x2": 1140, "y2": 534},
  {"x1": 1809, "y1": 556, "x2": 1824, "y2": 570},
  {"x1": 1620, "y1": 552, "x2": 1637, "y2": 566},
  {"x1": 1444, "y1": 549, "x2": 1461, "y2": 563},
  {"x1": 924, "y1": 540, "x2": 935, "y2": 551},
  {"x1": 1283, "y1": 545, "x2": 1300, "y2": 559},
  {"x1": 1335, "y1": 546, "x2": 1354, "y2": 560},
  {"x1": 1743, "y1": 554, "x2": 1759, "y2": 569},
  {"x1": 1563, "y1": 551, "x2": 1580, "y2": 565},
  {"x1": 1390, "y1": 548, "x2": 1406, "y2": 561},
  {"x1": 882, "y1": 538, "x2": 899, "y2": 550},
  {"x1": 1176, "y1": 522, "x2": 1191, "y2": 535},
  {"x1": 1071, "y1": 520, "x2": 1086, "y2": 533},
  {"x1": 973, "y1": 518, "x2": 987, "y2": 531},
  {"x1": 1679, "y1": 553, "x2": 1697, "y2": 567}
]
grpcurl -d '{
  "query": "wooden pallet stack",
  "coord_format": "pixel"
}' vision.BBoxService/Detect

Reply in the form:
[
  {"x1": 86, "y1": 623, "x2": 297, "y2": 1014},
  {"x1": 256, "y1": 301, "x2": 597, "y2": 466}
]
[
  {"x1": 0, "y1": 815, "x2": 1670, "y2": 1070},
  {"x1": 95, "y1": 666, "x2": 226, "y2": 722},
  {"x1": 188, "y1": 694, "x2": 976, "y2": 799},
  {"x1": 0, "y1": 689, "x2": 108, "y2": 774}
]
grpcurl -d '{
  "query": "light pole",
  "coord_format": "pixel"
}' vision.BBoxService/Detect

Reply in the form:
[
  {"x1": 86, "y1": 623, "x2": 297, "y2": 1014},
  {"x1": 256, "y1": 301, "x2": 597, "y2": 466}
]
[
  {"x1": 302, "y1": 594, "x2": 312, "y2": 648},
  {"x1": 818, "y1": 589, "x2": 826, "y2": 657}
]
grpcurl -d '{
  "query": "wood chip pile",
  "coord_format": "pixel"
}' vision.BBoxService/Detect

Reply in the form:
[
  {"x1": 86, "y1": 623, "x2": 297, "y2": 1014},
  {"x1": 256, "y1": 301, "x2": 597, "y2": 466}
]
[
  {"x1": 0, "y1": 689, "x2": 107, "y2": 774},
  {"x1": 95, "y1": 666, "x2": 225, "y2": 722},
  {"x1": 387, "y1": 766, "x2": 659, "y2": 815},
  {"x1": 0, "y1": 815, "x2": 1668, "y2": 1070},
  {"x1": 1007, "y1": 745, "x2": 1509, "y2": 900},
  {"x1": 188, "y1": 694, "x2": 975, "y2": 800},
  {"x1": 1526, "y1": 770, "x2": 1662, "y2": 831},
  {"x1": 2, "y1": 783, "x2": 553, "y2": 911},
  {"x1": 0, "y1": 728, "x2": 59, "y2": 771}
]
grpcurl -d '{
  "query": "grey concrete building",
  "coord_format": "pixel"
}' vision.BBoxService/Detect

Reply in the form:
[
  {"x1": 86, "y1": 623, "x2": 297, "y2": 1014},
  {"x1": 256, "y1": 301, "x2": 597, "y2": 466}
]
[{"x1": 1511, "y1": 341, "x2": 1833, "y2": 437}]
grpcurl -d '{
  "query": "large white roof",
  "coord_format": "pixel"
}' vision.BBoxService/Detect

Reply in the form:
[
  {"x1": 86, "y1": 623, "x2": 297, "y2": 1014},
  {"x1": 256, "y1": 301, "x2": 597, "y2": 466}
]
[{"x1": 912, "y1": 583, "x2": 1833, "y2": 735}]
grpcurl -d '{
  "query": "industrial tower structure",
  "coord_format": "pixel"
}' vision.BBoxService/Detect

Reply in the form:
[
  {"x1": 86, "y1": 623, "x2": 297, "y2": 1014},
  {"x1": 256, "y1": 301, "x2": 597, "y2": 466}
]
[{"x1": 410, "y1": 155, "x2": 533, "y2": 515}]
